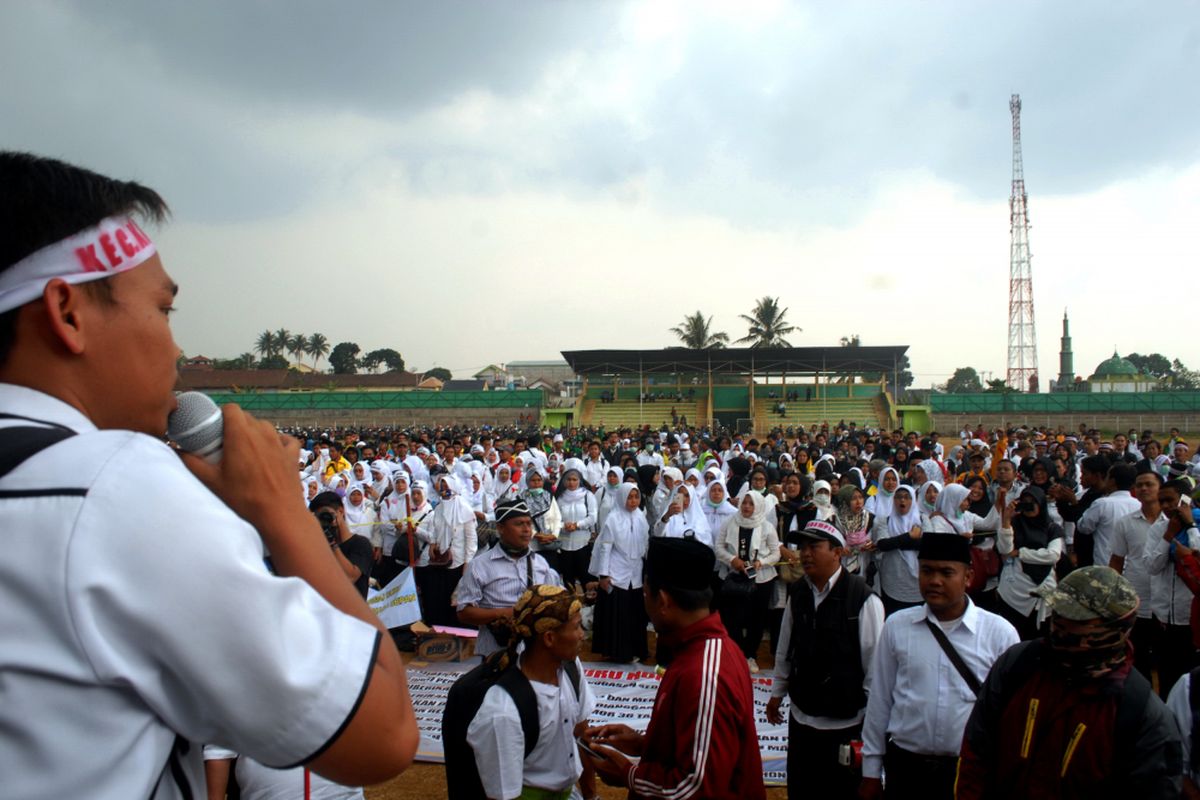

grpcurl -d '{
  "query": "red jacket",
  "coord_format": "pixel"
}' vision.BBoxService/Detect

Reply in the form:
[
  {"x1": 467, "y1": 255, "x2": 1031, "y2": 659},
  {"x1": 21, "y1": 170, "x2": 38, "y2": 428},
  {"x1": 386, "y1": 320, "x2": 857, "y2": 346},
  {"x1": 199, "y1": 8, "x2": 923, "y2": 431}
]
[{"x1": 628, "y1": 613, "x2": 766, "y2": 800}]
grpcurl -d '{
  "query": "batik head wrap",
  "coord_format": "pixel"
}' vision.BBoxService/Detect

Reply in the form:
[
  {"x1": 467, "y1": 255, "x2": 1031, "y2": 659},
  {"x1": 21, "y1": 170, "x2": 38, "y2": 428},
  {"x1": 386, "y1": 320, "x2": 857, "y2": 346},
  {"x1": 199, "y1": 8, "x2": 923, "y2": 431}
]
[{"x1": 493, "y1": 584, "x2": 583, "y2": 669}]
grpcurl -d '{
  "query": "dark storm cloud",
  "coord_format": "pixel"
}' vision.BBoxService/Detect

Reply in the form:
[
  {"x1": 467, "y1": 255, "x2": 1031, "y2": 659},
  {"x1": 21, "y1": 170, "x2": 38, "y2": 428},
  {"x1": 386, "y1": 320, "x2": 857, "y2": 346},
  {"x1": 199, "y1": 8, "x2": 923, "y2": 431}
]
[{"x1": 2, "y1": 1, "x2": 1198, "y2": 231}]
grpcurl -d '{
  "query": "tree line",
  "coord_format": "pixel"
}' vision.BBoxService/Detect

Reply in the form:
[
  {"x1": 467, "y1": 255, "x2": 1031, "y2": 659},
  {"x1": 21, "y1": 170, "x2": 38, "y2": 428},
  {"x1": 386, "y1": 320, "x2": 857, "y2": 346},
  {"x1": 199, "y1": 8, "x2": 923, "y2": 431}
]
[
  {"x1": 195, "y1": 329, "x2": 412, "y2": 376},
  {"x1": 941, "y1": 352, "x2": 1200, "y2": 394}
]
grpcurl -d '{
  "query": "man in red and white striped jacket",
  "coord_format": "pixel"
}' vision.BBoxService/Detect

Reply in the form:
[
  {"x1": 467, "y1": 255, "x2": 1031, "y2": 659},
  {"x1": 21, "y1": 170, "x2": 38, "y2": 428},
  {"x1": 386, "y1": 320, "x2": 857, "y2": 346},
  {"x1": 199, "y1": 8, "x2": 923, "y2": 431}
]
[{"x1": 583, "y1": 539, "x2": 766, "y2": 800}]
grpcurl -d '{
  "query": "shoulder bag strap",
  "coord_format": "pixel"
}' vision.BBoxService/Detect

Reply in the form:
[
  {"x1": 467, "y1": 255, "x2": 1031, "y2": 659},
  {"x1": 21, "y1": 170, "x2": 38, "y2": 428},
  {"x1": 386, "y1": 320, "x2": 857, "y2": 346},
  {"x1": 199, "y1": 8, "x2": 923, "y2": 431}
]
[{"x1": 924, "y1": 618, "x2": 982, "y2": 696}]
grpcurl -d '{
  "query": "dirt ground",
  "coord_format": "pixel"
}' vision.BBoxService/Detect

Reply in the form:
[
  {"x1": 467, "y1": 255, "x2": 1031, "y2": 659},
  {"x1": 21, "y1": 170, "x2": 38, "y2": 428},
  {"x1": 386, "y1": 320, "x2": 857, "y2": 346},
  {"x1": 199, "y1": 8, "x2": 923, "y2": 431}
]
[{"x1": 365, "y1": 633, "x2": 788, "y2": 800}]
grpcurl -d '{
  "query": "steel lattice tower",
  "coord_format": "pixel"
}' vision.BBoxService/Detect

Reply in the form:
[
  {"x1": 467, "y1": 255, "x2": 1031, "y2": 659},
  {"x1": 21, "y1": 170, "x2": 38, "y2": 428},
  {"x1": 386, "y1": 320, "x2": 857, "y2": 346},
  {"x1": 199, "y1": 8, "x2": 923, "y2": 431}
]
[{"x1": 1007, "y1": 94, "x2": 1039, "y2": 392}]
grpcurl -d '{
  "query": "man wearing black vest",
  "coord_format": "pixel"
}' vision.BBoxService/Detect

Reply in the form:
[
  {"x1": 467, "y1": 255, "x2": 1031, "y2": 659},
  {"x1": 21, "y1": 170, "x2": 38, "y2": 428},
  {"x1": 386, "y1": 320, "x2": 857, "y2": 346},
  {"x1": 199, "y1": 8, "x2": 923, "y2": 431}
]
[{"x1": 766, "y1": 519, "x2": 884, "y2": 799}]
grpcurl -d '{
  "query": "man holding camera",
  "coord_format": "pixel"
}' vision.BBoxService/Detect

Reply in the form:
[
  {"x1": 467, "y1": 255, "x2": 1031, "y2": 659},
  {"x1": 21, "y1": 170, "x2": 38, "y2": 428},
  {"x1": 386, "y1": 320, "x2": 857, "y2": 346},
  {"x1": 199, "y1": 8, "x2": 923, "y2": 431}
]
[{"x1": 310, "y1": 491, "x2": 376, "y2": 598}]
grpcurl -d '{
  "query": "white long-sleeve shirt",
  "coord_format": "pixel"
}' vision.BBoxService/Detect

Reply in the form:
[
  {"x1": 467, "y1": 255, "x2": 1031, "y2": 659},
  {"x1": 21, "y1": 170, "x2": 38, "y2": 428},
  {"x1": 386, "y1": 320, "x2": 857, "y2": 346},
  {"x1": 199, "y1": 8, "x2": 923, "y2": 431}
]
[
  {"x1": 771, "y1": 568, "x2": 885, "y2": 729},
  {"x1": 995, "y1": 525, "x2": 1064, "y2": 621},
  {"x1": 1078, "y1": 491, "x2": 1142, "y2": 569},
  {"x1": 556, "y1": 492, "x2": 597, "y2": 552},
  {"x1": 588, "y1": 511, "x2": 648, "y2": 590},
  {"x1": 1109, "y1": 509, "x2": 1161, "y2": 619},
  {"x1": 1165, "y1": 671, "x2": 1200, "y2": 785},
  {"x1": 414, "y1": 497, "x2": 477, "y2": 569},
  {"x1": 1144, "y1": 521, "x2": 1200, "y2": 625},
  {"x1": 861, "y1": 600, "x2": 1019, "y2": 778}
]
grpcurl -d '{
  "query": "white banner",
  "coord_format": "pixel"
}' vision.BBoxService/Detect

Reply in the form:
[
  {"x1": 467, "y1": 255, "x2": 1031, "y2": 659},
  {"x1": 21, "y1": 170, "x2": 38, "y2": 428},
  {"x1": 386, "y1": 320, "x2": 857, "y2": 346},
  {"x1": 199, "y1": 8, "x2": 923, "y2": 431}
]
[
  {"x1": 405, "y1": 660, "x2": 789, "y2": 786},
  {"x1": 367, "y1": 568, "x2": 422, "y2": 629}
]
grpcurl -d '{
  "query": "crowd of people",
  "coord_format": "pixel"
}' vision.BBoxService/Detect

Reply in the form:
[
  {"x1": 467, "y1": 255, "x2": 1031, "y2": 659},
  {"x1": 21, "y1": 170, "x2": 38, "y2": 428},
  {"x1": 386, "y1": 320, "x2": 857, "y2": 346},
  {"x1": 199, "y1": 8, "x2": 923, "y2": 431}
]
[
  {"x1": 11, "y1": 150, "x2": 1200, "y2": 800},
  {"x1": 287, "y1": 417, "x2": 1200, "y2": 798}
]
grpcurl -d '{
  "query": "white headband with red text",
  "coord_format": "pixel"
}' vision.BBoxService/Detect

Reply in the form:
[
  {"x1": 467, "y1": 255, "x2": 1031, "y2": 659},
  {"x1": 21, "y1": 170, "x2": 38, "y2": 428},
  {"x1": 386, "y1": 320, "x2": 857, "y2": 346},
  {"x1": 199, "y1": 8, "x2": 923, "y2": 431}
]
[{"x1": 0, "y1": 217, "x2": 157, "y2": 314}]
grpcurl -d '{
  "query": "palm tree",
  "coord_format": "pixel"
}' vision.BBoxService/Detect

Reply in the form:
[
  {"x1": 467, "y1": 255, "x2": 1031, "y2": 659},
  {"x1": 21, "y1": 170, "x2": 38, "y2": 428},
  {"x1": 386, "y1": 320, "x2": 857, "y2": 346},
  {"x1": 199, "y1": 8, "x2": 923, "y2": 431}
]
[
  {"x1": 286, "y1": 333, "x2": 307, "y2": 366},
  {"x1": 669, "y1": 311, "x2": 729, "y2": 349},
  {"x1": 236, "y1": 352, "x2": 257, "y2": 370},
  {"x1": 254, "y1": 330, "x2": 276, "y2": 359},
  {"x1": 273, "y1": 329, "x2": 291, "y2": 358},
  {"x1": 306, "y1": 332, "x2": 330, "y2": 370},
  {"x1": 736, "y1": 296, "x2": 798, "y2": 348}
]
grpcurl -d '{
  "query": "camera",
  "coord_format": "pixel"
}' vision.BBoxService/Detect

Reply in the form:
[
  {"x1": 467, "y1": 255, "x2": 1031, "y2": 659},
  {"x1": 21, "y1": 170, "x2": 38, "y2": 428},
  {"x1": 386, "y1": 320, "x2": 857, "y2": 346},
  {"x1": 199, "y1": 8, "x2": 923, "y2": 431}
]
[{"x1": 316, "y1": 509, "x2": 339, "y2": 547}]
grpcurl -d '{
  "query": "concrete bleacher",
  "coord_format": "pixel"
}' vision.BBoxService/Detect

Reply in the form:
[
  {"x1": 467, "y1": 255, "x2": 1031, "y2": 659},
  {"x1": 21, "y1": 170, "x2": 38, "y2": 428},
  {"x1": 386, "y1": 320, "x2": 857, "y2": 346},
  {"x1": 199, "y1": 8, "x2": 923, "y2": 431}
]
[
  {"x1": 755, "y1": 397, "x2": 882, "y2": 431},
  {"x1": 584, "y1": 399, "x2": 701, "y2": 430}
]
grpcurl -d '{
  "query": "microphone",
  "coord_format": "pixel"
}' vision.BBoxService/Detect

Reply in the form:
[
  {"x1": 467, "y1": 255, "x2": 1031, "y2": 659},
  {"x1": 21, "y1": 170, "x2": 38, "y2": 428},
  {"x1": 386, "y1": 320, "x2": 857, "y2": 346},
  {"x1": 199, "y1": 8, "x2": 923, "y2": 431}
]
[{"x1": 168, "y1": 391, "x2": 224, "y2": 463}]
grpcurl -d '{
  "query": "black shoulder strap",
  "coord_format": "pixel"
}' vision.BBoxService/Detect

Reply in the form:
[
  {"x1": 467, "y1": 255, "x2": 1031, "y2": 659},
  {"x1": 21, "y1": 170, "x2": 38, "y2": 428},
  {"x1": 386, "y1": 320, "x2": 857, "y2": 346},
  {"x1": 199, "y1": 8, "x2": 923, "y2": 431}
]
[
  {"x1": 0, "y1": 425, "x2": 77, "y2": 481},
  {"x1": 496, "y1": 666, "x2": 540, "y2": 757},
  {"x1": 563, "y1": 659, "x2": 581, "y2": 699},
  {"x1": 925, "y1": 618, "x2": 983, "y2": 696}
]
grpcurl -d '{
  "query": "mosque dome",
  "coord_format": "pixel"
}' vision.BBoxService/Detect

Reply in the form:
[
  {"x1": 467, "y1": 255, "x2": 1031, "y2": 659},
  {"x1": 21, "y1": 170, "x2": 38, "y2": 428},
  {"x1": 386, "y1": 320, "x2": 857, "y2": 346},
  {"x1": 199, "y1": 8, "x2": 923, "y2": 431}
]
[{"x1": 1090, "y1": 351, "x2": 1138, "y2": 379}]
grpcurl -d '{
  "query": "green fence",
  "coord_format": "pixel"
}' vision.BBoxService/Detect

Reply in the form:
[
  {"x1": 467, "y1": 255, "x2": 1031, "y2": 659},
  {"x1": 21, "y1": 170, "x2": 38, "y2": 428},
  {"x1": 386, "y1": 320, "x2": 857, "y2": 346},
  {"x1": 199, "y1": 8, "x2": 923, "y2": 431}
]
[
  {"x1": 931, "y1": 392, "x2": 1200, "y2": 414},
  {"x1": 203, "y1": 389, "x2": 544, "y2": 412}
]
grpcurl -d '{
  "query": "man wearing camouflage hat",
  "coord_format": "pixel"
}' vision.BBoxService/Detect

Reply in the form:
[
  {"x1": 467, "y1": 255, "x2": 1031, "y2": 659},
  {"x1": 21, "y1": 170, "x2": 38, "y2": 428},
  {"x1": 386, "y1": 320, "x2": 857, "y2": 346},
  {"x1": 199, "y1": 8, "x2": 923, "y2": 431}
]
[{"x1": 956, "y1": 566, "x2": 1183, "y2": 799}]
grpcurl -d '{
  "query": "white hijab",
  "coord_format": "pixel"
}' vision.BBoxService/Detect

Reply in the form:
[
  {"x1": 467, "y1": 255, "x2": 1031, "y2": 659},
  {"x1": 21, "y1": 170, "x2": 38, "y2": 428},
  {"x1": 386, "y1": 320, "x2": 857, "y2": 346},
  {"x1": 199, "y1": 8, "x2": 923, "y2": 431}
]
[{"x1": 659, "y1": 484, "x2": 711, "y2": 544}]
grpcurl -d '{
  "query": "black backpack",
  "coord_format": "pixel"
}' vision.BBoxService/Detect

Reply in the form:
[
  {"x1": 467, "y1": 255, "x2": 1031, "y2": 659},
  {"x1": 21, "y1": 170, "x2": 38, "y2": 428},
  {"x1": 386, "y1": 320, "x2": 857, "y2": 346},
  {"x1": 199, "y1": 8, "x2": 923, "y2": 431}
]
[{"x1": 442, "y1": 654, "x2": 581, "y2": 800}]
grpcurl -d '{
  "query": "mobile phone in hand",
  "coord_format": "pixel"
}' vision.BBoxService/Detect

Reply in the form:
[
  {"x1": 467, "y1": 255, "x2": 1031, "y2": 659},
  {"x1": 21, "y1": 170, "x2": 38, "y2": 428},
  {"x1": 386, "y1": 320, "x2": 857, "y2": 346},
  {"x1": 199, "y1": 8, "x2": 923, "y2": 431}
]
[{"x1": 577, "y1": 737, "x2": 609, "y2": 762}]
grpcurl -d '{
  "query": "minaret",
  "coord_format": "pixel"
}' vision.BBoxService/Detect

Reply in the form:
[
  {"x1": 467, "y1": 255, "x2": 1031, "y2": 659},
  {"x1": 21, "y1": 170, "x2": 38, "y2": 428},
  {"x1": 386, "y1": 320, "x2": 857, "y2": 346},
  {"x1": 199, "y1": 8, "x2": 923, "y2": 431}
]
[{"x1": 1056, "y1": 309, "x2": 1074, "y2": 390}]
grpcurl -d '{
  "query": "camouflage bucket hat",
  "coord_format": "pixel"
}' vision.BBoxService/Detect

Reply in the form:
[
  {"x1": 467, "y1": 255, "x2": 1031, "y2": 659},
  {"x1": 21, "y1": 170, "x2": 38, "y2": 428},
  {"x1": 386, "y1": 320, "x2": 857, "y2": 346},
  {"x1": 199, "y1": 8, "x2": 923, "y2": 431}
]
[{"x1": 1035, "y1": 566, "x2": 1139, "y2": 621}]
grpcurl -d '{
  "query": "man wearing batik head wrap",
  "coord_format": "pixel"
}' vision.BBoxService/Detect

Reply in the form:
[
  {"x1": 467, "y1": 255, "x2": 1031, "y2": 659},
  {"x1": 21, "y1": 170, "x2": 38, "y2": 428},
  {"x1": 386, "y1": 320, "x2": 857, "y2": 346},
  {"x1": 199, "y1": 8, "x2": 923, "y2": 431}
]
[
  {"x1": 464, "y1": 584, "x2": 597, "y2": 800},
  {"x1": 957, "y1": 566, "x2": 1183, "y2": 800}
]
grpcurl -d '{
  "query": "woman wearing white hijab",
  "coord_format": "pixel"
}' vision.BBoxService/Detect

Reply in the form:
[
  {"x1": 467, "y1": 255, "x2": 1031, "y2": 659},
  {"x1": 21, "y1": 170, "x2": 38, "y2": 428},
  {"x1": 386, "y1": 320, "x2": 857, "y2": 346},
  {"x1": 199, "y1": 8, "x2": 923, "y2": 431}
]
[
  {"x1": 926, "y1": 482, "x2": 999, "y2": 535},
  {"x1": 654, "y1": 484, "x2": 713, "y2": 548},
  {"x1": 925, "y1": 481, "x2": 1002, "y2": 601},
  {"x1": 701, "y1": 480, "x2": 739, "y2": 543},
  {"x1": 918, "y1": 481, "x2": 942, "y2": 528},
  {"x1": 865, "y1": 466, "x2": 899, "y2": 519},
  {"x1": 489, "y1": 462, "x2": 519, "y2": 505},
  {"x1": 414, "y1": 474, "x2": 478, "y2": 627},
  {"x1": 870, "y1": 484, "x2": 925, "y2": 615},
  {"x1": 374, "y1": 470, "x2": 413, "y2": 585},
  {"x1": 342, "y1": 482, "x2": 379, "y2": 551},
  {"x1": 520, "y1": 466, "x2": 563, "y2": 573},
  {"x1": 301, "y1": 475, "x2": 321, "y2": 505},
  {"x1": 653, "y1": 467, "x2": 684, "y2": 523},
  {"x1": 812, "y1": 479, "x2": 836, "y2": 521},
  {"x1": 715, "y1": 491, "x2": 781, "y2": 673},
  {"x1": 594, "y1": 466, "x2": 624, "y2": 534},
  {"x1": 588, "y1": 483, "x2": 650, "y2": 663},
  {"x1": 369, "y1": 459, "x2": 393, "y2": 501},
  {"x1": 554, "y1": 468, "x2": 598, "y2": 592}
]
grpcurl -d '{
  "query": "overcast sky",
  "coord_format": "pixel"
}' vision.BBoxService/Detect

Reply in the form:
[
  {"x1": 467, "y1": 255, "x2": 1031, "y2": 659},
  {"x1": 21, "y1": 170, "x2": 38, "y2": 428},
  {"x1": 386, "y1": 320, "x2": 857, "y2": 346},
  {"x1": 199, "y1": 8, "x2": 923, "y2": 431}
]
[{"x1": 4, "y1": 1, "x2": 1199, "y2": 384}]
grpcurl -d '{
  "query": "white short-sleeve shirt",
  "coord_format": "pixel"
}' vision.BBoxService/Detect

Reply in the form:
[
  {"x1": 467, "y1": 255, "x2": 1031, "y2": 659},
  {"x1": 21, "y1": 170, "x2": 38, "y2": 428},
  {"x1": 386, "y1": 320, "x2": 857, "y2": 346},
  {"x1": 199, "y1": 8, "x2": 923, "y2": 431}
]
[
  {"x1": 466, "y1": 657, "x2": 595, "y2": 799},
  {"x1": 203, "y1": 744, "x2": 365, "y2": 800},
  {"x1": 0, "y1": 384, "x2": 381, "y2": 800}
]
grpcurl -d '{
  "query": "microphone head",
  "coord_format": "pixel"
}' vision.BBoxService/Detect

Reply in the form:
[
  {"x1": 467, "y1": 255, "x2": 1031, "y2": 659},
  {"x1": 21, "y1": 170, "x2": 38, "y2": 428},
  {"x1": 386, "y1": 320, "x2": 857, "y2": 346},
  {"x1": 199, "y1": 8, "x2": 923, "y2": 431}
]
[{"x1": 168, "y1": 391, "x2": 224, "y2": 463}]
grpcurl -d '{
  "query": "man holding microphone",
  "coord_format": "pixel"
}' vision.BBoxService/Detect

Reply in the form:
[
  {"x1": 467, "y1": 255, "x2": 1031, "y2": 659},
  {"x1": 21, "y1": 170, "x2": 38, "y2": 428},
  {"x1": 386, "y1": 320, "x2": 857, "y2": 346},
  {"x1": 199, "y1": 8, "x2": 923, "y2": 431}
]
[{"x1": 0, "y1": 152, "x2": 417, "y2": 799}]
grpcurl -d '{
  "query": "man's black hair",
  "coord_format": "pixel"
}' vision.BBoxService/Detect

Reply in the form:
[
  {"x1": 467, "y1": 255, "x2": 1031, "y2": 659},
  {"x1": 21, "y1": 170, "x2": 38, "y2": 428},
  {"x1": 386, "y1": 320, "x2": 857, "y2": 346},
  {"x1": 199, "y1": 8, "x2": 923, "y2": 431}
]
[
  {"x1": 0, "y1": 152, "x2": 169, "y2": 366},
  {"x1": 308, "y1": 491, "x2": 343, "y2": 512},
  {"x1": 1080, "y1": 454, "x2": 1109, "y2": 477},
  {"x1": 1108, "y1": 462, "x2": 1137, "y2": 492},
  {"x1": 1163, "y1": 478, "x2": 1192, "y2": 498}
]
